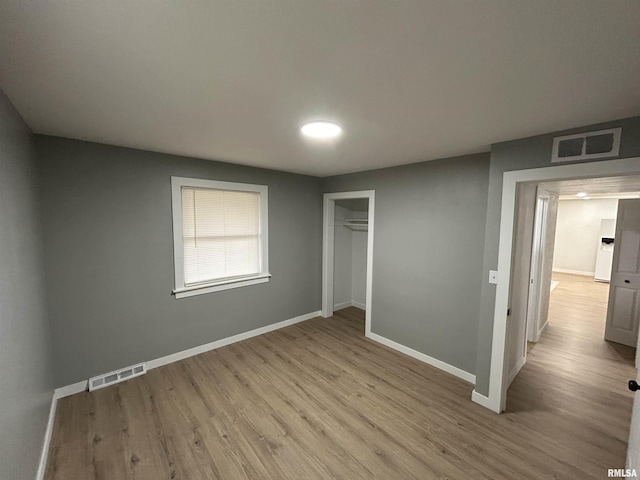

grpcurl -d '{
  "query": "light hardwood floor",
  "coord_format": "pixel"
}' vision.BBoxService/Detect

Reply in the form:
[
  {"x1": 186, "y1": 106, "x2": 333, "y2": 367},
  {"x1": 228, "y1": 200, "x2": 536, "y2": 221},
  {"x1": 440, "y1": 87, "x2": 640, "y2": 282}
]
[{"x1": 45, "y1": 278, "x2": 636, "y2": 479}]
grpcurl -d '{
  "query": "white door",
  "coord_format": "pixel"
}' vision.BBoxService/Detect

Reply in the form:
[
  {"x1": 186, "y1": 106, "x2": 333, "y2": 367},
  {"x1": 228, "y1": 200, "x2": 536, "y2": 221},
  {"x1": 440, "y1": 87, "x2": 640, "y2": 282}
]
[
  {"x1": 627, "y1": 333, "x2": 640, "y2": 470},
  {"x1": 605, "y1": 199, "x2": 640, "y2": 347},
  {"x1": 526, "y1": 196, "x2": 548, "y2": 342}
]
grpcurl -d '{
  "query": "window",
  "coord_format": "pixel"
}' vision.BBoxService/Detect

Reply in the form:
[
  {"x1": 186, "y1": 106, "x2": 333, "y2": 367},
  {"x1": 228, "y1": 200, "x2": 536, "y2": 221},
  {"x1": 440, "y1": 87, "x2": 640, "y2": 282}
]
[{"x1": 171, "y1": 177, "x2": 269, "y2": 298}]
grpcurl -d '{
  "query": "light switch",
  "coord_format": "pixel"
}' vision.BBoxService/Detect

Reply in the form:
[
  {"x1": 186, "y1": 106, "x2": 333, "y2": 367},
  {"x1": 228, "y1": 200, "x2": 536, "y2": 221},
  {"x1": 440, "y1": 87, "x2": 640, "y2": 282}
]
[{"x1": 489, "y1": 270, "x2": 499, "y2": 284}]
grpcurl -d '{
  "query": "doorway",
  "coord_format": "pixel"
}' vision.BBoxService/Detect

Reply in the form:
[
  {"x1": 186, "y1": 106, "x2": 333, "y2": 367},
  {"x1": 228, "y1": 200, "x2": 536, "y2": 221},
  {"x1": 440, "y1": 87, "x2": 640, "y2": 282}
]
[
  {"x1": 510, "y1": 183, "x2": 640, "y2": 367},
  {"x1": 504, "y1": 178, "x2": 640, "y2": 400},
  {"x1": 511, "y1": 181, "x2": 640, "y2": 389},
  {"x1": 496, "y1": 170, "x2": 640, "y2": 471},
  {"x1": 322, "y1": 191, "x2": 375, "y2": 334},
  {"x1": 484, "y1": 157, "x2": 640, "y2": 413}
]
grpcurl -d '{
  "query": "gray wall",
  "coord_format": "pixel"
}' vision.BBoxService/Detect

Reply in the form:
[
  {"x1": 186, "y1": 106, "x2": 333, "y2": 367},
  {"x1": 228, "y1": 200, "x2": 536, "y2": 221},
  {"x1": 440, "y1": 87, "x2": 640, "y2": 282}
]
[
  {"x1": 475, "y1": 115, "x2": 640, "y2": 396},
  {"x1": 0, "y1": 92, "x2": 54, "y2": 478},
  {"x1": 36, "y1": 136, "x2": 323, "y2": 387},
  {"x1": 323, "y1": 153, "x2": 490, "y2": 376},
  {"x1": 333, "y1": 205, "x2": 354, "y2": 307}
]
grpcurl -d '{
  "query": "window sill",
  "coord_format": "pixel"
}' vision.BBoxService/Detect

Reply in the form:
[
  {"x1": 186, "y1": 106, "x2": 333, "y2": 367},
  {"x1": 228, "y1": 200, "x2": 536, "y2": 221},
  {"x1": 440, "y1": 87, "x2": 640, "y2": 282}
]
[{"x1": 173, "y1": 274, "x2": 271, "y2": 299}]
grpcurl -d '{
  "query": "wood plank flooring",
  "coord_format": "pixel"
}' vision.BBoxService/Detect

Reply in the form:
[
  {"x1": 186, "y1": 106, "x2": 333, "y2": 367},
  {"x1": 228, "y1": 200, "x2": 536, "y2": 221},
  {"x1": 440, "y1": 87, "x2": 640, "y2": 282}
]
[
  {"x1": 46, "y1": 279, "x2": 636, "y2": 479},
  {"x1": 506, "y1": 273, "x2": 635, "y2": 476}
]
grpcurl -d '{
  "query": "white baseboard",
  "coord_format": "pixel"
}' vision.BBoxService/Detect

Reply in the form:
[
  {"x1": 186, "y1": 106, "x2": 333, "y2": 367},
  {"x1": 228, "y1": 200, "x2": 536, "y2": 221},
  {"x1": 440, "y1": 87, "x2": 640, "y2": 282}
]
[
  {"x1": 552, "y1": 268, "x2": 594, "y2": 277},
  {"x1": 366, "y1": 332, "x2": 475, "y2": 384},
  {"x1": 535, "y1": 319, "x2": 549, "y2": 342},
  {"x1": 54, "y1": 380, "x2": 88, "y2": 399},
  {"x1": 333, "y1": 301, "x2": 353, "y2": 310},
  {"x1": 333, "y1": 300, "x2": 366, "y2": 311},
  {"x1": 53, "y1": 310, "x2": 321, "y2": 400},
  {"x1": 471, "y1": 390, "x2": 499, "y2": 413},
  {"x1": 147, "y1": 310, "x2": 321, "y2": 370},
  {"x1": 52, "y1": 310, "x2": 321, "y2": 401},
  {"x1": 36, "y1": 393, "x2": 57, "y2": 480},
  {"x1": 507, "y1": 355, "x2": 526, "y2": 387},
  {"x1": 42, "y1": 310, "x2": 321, "y2": 478}
]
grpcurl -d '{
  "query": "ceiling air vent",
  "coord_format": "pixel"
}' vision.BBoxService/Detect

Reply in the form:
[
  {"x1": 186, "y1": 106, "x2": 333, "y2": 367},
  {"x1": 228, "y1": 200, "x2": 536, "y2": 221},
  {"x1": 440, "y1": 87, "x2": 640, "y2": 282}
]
[
  {"x1": 551, "y1": 128, "x2": 621, "y2": 163},
  {"x1": 89, "y1": 363, "x2": 146, "y2": 392}
]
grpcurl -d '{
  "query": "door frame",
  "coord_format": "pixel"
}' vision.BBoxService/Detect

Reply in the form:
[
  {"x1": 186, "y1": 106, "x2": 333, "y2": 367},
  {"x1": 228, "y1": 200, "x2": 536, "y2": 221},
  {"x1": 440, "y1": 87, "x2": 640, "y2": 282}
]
[
  {"x1": 526, "y1": 194, "x2": 550, "y2": 343},
  {"x1": 485, "y1": 156, "x2": 640, "y2": 413},
  {"x1": 322, "y1": 190, "x2": 375, "y2": 335}
]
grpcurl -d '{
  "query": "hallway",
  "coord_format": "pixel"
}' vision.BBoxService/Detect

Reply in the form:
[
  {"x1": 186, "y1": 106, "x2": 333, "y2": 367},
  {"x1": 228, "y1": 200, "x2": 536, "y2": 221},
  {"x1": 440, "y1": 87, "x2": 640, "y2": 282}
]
[{"x1": 506, "y1": 272, "x2": 636, "y2": 470}]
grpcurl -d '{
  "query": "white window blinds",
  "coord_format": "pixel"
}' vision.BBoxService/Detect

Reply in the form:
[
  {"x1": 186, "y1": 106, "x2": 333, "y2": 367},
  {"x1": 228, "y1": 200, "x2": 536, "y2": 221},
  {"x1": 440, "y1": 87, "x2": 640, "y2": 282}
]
[{"x1": 181, "y1": 187, "x2": 261, "y2": 286}]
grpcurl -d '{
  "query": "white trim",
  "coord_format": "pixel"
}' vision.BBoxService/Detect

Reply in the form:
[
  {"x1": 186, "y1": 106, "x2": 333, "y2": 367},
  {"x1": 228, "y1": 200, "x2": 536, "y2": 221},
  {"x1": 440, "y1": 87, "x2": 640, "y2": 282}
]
[
  {"x1": 367, "y1": 332, "x2": 476, "y2": 384},
  {"x1": 526, "y1": 196, "x2": 548, "y2": 343},
  {"x1": 52, "y1": 310, "x2": 321, "y2": 399},
  {"x1": 321, "y1": 194, "x2": 335, "y2": 318},
  {"x1": 552, "y1": 268, "x2": 594, "y2": 277},
  {"x1": 507, "y1": 355, "x2": 526, "y2": 387},
  {"x1": 487, "y1": 156, "x2": 640, "y2": 414},
  {"x1": 54, "y1": 380, "x2": 88, "y2": 399},
  {"x1": 333, "y1": 301, "x2": 353, "y2": 310},
  {"x1": 471, "y1": 390, "x2": 495, "y2": 412},
  {"x1": 43, "y1": 310, "x2": 320, "y2": 476},
  {"x1": 146, "y1": 310, "x2": 320, "y2": 369},
  {"x1": 170, "y1": 177, "x2": 269, "y2": 299},
  {"x1": 333, "y1": 300, "x2": 366, "y2": 311},
  {"x1": 352, "y1": 301, "x2": 366, "y2": 310},
  {"x1": 322, "y1": 190, "x2": 375, "y2": 337},
  {"x1": 365, "y1": 194, "x2": 375, "y2": 336},
  {"x1": 174, "y1": 274, "x2": 271, "y2": 299},
  {"x1": 535, "y1": 319, "x2": 550, "y2": 342},
  {"x1": 36, "y1": 393, "x2": 57, "y2": 480}
]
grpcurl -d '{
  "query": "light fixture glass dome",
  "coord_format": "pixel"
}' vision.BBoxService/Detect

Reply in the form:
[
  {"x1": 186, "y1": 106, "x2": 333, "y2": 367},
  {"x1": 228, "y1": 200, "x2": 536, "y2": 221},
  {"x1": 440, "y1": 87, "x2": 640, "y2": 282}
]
[{"x1": 300, "y1": 121, "x2": 342, "y2": 139}]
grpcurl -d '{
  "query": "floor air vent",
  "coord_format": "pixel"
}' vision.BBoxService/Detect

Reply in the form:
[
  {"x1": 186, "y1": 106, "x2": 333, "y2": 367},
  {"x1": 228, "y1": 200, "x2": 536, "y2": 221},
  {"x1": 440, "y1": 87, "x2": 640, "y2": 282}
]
[
  {"x1": 551, "y1": 127, "x2": 621, "y2": 163},
  {"x1": 89, "y1": 363, "x2": 146, "y2": 392}
]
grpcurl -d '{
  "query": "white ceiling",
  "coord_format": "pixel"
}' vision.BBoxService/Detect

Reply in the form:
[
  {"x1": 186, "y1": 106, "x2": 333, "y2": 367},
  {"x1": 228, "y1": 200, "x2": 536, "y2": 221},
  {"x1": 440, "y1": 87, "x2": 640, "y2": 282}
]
[
  {"x1": 541, "y1": 176, "x2": 640, "y2": 198},
  {"x1": 1, "y1": 1, "x2": 639, "y2": 177}
]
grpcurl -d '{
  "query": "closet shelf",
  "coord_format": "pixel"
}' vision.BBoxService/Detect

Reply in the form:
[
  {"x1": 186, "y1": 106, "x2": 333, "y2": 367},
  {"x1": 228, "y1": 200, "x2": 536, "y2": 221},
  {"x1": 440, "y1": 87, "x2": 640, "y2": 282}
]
[{"x1": 335, "y1": 219, "x2": 368, "y2": 231}]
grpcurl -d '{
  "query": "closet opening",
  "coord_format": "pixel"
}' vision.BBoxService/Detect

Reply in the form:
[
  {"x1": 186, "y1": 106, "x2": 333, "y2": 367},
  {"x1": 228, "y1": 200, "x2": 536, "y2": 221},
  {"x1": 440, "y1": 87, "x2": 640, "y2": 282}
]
[{"x1": 322, "y1": 191, "x2": 375, "y2": 335}]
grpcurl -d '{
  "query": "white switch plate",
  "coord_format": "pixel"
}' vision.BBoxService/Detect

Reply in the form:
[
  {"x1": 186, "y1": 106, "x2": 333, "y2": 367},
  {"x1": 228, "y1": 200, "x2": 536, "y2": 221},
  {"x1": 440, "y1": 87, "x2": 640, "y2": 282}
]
[{"x1": 489, "y1": 270, "x2": 499, "y2": 284}]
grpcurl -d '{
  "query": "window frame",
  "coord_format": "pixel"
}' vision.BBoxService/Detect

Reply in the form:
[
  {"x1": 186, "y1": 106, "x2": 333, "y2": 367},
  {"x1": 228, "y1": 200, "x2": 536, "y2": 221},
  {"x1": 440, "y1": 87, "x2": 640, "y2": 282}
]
[{"x1": 171, "y1": 176, "x2": 270, "y2": 299}]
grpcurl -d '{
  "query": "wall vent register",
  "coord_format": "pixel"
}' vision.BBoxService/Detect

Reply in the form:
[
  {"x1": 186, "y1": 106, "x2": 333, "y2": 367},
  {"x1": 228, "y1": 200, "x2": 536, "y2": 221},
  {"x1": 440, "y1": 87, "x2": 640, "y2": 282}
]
[
  {"x1": 551, "y1": 128, "x2": 621, "y2": 163},
  {"x1": 89, "y1": 363, "x2": 146, "y2": 391}
]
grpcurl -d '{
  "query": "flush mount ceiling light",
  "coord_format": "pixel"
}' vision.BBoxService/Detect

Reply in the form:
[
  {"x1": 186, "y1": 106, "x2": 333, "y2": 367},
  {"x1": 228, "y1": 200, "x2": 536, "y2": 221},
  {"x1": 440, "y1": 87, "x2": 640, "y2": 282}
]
[
  {"x1": 300, "y1": 121, "x2": 342, "y2": 139},
  {"x1": 576, "y1": 192, "x2": 587, "y2": 197}
]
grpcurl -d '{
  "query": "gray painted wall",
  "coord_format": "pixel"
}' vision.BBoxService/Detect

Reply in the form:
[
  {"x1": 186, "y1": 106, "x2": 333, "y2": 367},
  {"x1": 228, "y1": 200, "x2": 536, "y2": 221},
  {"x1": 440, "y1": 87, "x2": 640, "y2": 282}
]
[
  {"x1": 333, "y1": 205, "x2": 354, "y2": 307},
  {"x1": 0, "y1": 91, "x2": 54, "y2": 478},
  {"x1": 323, "y1": 153, "x2": 490, "y2": 376},
  {"x1": 36, "y1": 136, "x2": 323, "y2": 387},
  {"x1": 475, "y1": 115, "x2": 640, "y2": 396}
]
